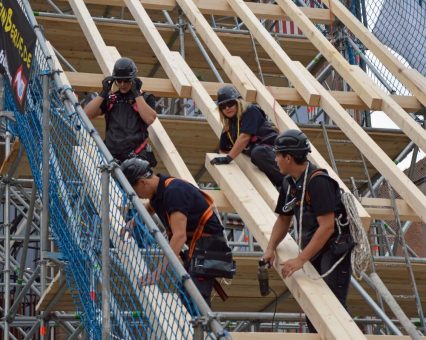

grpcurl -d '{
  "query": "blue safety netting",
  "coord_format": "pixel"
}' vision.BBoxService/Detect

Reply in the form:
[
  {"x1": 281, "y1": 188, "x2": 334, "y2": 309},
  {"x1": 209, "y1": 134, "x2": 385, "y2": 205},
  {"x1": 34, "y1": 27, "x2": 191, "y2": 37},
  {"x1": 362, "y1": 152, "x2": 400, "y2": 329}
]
[{"x1": 3, "y1": 1, "x2": 210, "y2": 339}]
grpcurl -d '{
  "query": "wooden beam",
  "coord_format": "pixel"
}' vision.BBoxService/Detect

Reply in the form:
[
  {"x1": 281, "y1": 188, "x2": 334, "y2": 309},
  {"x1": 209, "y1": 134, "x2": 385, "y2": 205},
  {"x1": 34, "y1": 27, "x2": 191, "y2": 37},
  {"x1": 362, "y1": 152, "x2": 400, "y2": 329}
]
[
  {"x1": 68, "y1": 0, "x2": 195, "y2": 184},
  {"x1": 276, "y1": 0, "x2": 426, "y2": 153},
  {"x1": 361, "y1": 198, "x2": 421, "y2": 222},
  {"x1": 124, "y1": 0, "x2": 192, "y2": 97},
  {"x1": 175, "y1": 0, "x2": 257, "y2": 102},
  {"x1": 205, "y1": 153, "x2": 365, "y2": 340},
  {"x1": 226, "y1": 0, "x2": 321, "y2": 106},
  {"x1": 83, "y1": 0, "x2": 334, "y2": 24},
  {"x1": 276, "y1": 0, "x2": 382, "y2": 110},
  {"x1": 294, "y1": 61, "x2": 426, "y2": 223},
  {"x1": 322, "y1": 0, "x2": 426, "y2": 107},
  {"x1": 65, "y1": 71, "x2": 422, "y2": 112},
  {"x1": 234, "y1": 58, "x2": 371, "y2": 228}
]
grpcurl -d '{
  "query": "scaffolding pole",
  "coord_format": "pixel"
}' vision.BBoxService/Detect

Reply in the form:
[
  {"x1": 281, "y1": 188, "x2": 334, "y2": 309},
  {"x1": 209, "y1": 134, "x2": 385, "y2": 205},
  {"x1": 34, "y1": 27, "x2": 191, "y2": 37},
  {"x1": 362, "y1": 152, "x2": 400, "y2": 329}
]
[
  {"x1": 100, "y1": 166, "x2": 111, "y2": 339},
  {"x1": 3, "y1": 131, "x2": 11, "y2": 340},
  {"x1": 40, "y1": 73, "x2": 51, "y2": 340}
]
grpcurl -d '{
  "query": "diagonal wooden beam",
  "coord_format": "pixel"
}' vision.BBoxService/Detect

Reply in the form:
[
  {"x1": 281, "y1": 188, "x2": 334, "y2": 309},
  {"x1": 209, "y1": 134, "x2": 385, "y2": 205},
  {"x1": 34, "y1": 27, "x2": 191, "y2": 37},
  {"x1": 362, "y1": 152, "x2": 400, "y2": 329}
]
[
  {"x1": 322, "y1": 0, "x2": 426, "y2": 107},
  {"x1": 294, "y1": 61, "x2": 426, "y2": 223},
  {"x1": 275, "y1": 0, "x2": 426, "y2": 153},
  {"x1": 226, "y1": 0, "x2": 321, "y2": 107},
  {"x1": 68, "y1": 0, "x2": 195, "y2": 183},
  {"x1": 233, "y1": 57, "x2": 371, "y2": 228}
]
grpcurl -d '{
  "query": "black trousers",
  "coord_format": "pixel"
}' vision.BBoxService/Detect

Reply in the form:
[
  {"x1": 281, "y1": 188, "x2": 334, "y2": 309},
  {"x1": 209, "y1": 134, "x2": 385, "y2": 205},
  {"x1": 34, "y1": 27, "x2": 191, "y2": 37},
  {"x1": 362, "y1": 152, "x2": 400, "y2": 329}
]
[
  {"x1": 306, "y1": 248, "x2": 352, "y2": 333},
  {"x1": 250, "y1": 144, "x2": 283, "y2": 188}
]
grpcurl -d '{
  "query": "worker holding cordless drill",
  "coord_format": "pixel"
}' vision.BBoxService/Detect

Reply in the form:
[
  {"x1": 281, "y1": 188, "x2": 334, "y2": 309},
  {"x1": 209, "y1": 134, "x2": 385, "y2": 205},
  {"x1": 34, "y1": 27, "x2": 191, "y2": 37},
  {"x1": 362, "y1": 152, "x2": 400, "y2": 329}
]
[{"x1": 262, "y1": 129, "x2": 353, "y2": 333}]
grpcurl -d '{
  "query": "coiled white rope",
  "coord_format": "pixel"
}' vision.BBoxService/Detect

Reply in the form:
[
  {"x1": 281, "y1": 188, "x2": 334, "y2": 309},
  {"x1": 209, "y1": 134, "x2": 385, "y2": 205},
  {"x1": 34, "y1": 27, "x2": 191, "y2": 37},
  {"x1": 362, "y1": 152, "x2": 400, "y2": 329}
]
[{"x1": 341, "y1": 192, "x2": 372, "y2": 280}]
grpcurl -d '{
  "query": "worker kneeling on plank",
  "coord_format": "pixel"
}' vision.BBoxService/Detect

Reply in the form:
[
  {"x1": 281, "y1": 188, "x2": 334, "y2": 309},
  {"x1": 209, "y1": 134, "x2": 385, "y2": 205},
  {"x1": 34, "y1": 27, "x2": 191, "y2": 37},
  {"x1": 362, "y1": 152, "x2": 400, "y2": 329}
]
[
  {"x1": 84, "y1": 57, "x2": 157, "y2": 166},
  {"x1": 210, "y1": 85, "x2": 283, "y2": 188},
  {"x1": 120, "y1": 157, "x2": 236, "y2": 307},
  {"x1": 262, "y1": 129, "x2": 354, "y2": 333}
]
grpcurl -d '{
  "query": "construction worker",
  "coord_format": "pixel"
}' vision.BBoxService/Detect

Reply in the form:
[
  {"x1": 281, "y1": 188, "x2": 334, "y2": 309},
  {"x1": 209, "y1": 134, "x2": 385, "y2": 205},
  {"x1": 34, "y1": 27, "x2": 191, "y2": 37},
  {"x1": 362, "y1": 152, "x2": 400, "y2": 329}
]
[
  {"x1": 84, "y1": 57, "x2": 157, "y2": 166},
  {"x1": 262, "y1": 129, "x2": 353, "y2": 333},
  {"x1": 210, "y1": 85, "x2": 283, "y2": 188},
  {"x1": 120, "y1": 158, "x2": 234, "y2": 306}
]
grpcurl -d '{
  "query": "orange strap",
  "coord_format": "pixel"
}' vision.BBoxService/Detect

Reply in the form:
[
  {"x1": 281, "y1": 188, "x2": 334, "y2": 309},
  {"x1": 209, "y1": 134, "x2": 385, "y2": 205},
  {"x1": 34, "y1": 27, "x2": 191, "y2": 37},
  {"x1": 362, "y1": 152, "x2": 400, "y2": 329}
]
[
  {"x1": 304, "y1": 169, "x2": 326, "y2": 205},
  {"x1": 164, "y1": 178, "x2": 214, "y2": 259}
]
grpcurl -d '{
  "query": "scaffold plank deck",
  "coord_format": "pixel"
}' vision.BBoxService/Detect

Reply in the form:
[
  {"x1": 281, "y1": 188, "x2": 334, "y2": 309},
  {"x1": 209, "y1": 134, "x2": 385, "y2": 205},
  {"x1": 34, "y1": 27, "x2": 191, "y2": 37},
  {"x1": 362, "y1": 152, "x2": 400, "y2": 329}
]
[{"x1": 230, "y1": 333, "x2": 425, "y2": 339}]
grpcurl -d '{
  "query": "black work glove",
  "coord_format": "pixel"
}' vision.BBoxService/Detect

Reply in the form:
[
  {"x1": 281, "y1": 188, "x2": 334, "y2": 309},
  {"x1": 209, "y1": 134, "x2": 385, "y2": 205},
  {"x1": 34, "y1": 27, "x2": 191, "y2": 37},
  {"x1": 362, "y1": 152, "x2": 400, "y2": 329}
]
[
  {"x1": 131, "y1": 78, "x2": 143, "y2": 98},
  {"x1": 99, "y1": 76, "x2": 114, "y2": 98},
  {"x1": 210, "y1": 155, "x2": 233, "y2": 165}
]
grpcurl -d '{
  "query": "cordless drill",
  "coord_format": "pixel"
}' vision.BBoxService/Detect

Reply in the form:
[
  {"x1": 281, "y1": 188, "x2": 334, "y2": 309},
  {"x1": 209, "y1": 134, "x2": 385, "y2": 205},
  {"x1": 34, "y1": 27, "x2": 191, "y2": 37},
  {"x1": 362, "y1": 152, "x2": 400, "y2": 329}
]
[{"x1": 258, "y1": 259, "x2": 270, "y2": 296}]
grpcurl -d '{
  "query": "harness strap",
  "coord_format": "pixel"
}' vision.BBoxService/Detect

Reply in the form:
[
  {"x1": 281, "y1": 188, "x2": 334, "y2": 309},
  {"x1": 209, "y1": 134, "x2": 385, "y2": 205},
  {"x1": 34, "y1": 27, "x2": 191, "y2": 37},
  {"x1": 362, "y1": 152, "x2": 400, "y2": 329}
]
[
  {"x1": 164, "y1": 178, "x2": 214, "y2": 260},
  {"x1": 304, "y1": 169, "x2": 326, "y2": 205},
  {"x1": 134, "y1": 138, "x2": 149, "y2": 154}
]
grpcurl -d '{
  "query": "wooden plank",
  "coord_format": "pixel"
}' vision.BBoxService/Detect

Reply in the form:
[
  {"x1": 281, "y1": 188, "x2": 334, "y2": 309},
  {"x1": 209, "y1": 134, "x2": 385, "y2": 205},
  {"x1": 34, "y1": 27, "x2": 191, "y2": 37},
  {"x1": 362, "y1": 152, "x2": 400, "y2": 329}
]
[
  {"x1": 205, "y1": 153, "x2": 365, "y2": 340},
  {"x1": 124, "y1": 0, "x2": 192, "y2": 97},
  {"x1": 294, "y1": 61, "x2": 426, "y2": 223},
  {"x1": 64, "y1": 71, "x2": 422, "y2": 112},
  {"x1": 227, "y1": 0, "x2": 321, "y2": 106},
  {"x1": 175, "y1": 0, "x2": 257, "y2": 102},
  {"x1": 234, "y1": 58, "x2": 371, "y2": 228},
  {"x1": 275, "y1": 0, "x2": 382, "y2": 110},
  {"x1": 361, "y1": 198, "x2": 421, "y2": 222},
  {"x1": 353, "y1": 67, "x2": 426, "y2": 153},
  {"x1": 68, "y1": 0, "x2": 195, "y2": 184},
  {"x1": 82, "y1": 0, "x2": 334, "y2": 24},
  {"x1": 322, "y1": 0, "x2": 426, "y2": 107},
  {"x1": 275, "y1": 0, "x2": 426, "y2": 153},
  {"x1": 36, "y1": 272, "x2": 67, "y2": 311}
]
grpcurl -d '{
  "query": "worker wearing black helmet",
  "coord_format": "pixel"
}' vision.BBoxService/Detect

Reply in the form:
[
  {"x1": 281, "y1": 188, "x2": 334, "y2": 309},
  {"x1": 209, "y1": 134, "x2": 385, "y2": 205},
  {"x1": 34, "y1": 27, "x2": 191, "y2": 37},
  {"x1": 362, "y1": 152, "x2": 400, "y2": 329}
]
[
  {"x1": 120, "y1": 158, "x2": 235, "y2": 307},
  {"x1": 84, "y1": 57, "x2": 157, "y2": 166},
  {"x1": 262, "y1": 129, "x2": 353, "y2": 333},
  {"x1": 210, "y1": 85, "x2": 283, "y2": 188}
]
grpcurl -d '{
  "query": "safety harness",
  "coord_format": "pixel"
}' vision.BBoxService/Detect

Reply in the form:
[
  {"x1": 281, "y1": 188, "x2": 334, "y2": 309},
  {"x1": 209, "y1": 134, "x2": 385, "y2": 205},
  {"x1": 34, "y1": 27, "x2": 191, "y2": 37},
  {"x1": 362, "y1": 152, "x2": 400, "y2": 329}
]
[{"x1": 106, "y1": 93, "x2": 151, "y2": 157}]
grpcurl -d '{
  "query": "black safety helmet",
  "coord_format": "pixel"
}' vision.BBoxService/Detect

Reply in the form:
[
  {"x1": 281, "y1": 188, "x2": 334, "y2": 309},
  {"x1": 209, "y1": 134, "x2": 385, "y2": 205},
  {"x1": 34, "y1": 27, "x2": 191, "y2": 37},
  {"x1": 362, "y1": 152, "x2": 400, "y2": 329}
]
[
  {"x1": 112, "y1": 57, "x2": 138, "y2": 79},
  {"x1": 273, "y1": 129, "x2": 311, "y2": 157},
  {"x1": 217, "y1": 85, "x2": 242, "y2": 106},
  {"x1": 120, "y1": 158, "x2": 153, "y2": 186}
]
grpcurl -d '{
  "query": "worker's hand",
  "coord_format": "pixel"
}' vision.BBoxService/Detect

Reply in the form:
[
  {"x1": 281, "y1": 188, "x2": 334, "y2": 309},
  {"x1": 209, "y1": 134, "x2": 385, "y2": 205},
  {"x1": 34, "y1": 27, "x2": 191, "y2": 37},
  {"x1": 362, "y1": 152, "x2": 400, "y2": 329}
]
[
  {"x1": 210, "y1": 155, "x2": 233, "y2": 165},
  {"x1": 119, "y1": 218, "x2": 135, "y2": 242},
  {"x1": 131, "y1": 78, "x2": 143, "y2": 98},
  {"x1": 100, "y1": 76, "x2": 114, "y2": 98},
  {"x1": 262, "y1": 248, "x2": 276, "y2": 267},
  {"x1": 280, "y1": 257, "x2": 305, "y2": 278},
  {"x1": 139, "y1": 270, "x2": 160, "y2": 286}
]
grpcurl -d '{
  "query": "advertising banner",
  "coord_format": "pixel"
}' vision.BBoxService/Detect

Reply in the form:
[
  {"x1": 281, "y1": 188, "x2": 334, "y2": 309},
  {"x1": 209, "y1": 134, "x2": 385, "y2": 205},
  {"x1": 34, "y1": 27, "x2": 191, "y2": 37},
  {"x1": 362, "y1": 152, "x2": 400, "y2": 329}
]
[{"x1": 0, "y1": 0, "x2": 36, "y2": 113}]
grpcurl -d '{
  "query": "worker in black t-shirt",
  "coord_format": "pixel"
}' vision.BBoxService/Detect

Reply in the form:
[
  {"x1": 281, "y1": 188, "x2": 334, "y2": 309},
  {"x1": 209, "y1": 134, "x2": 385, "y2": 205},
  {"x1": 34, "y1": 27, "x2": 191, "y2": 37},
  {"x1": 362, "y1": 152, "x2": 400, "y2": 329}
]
[
  {"x1": 262, "y1": 129, "x2": 352, "y2": 333},
  {"x1": 120, "y1": 158, "x2": 231, "y2": 306},
  {"x1": 210, "y1": 85, "x2": 283, "y2": 188},
  {"x1": 84, "y1": 57, "x2": 157, "y2": 166}
]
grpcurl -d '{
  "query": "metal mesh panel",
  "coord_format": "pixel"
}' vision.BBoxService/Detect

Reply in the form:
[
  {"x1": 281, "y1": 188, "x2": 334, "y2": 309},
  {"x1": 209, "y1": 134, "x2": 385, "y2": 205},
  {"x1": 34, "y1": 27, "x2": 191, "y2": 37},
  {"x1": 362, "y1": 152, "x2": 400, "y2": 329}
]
[{"x1": 2, "y1": 1, "x2": 211, "y2": 339}]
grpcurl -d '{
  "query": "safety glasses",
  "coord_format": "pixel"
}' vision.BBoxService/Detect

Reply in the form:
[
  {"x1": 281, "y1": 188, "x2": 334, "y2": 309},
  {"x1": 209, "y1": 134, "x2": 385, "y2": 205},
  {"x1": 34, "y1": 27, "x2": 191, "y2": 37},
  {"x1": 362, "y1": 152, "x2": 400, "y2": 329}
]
[
  {"x1": 115, "y1": 78, "x2": 132, "y2": 84},
  {"x1": 219, "y1": 100, "x2": 237, "y2": 111}
]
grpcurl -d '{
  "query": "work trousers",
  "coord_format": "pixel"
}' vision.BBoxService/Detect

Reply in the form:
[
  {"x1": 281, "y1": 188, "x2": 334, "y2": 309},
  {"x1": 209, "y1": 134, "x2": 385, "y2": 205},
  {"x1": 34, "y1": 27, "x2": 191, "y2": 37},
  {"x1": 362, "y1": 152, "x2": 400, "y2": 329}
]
[
  {"x1": 250, "y1": 144, "x2": 283, "y2": 188},
  {"x1": 306, "y1": 248, "x2": 352, "y2": 333}
]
